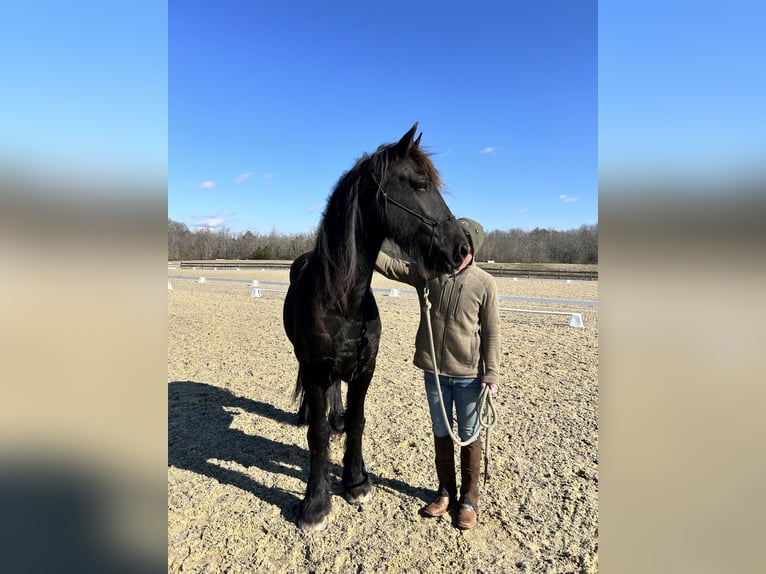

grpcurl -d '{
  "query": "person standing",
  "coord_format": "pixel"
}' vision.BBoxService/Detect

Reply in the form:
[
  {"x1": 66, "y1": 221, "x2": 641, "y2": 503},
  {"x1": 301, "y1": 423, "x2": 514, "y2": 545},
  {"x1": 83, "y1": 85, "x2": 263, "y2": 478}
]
[{"x1": 375, "y1": 217, "x2": 500, "y2": 529}]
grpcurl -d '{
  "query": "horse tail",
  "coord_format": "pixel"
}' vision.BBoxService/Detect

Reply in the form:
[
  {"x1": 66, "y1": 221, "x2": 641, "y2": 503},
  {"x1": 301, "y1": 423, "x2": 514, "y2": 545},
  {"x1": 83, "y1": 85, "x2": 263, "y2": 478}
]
[
  {"x1": 327, "y1": 381, "x2": 345, "y2": 434},
  {"x1": 293, "y1": 367, "x2": 308, "y2": 426},
  {"x1": 292, "y1": 369, "x2": 345, "y2": 433}
]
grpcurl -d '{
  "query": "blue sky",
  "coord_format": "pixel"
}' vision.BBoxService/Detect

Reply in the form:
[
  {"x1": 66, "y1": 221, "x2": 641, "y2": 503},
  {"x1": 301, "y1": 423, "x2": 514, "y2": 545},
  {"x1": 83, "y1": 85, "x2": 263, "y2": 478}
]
[
  {"x1": 599, "y1": 1, "x2": 765, "y2": 182},
  {"x1": 169, "y1": 1, "x2": 597, "y2": 234},
  {"x1": 3, "y1": 1, "x2": 762, "y2": 237},
  {"x1": 1, "y1": 2, "x2": 167, "y2": 182}
]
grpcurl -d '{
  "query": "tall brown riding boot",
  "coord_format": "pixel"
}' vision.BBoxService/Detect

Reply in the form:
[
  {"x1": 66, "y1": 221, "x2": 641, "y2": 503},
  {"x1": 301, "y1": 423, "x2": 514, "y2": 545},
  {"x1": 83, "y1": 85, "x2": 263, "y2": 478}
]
[
  {"x1": 456, "y1": 440, "x2": 482, "y2": 529},
  {"x1": 422, "y1": 435, "x2": 457, "y2": 517}
]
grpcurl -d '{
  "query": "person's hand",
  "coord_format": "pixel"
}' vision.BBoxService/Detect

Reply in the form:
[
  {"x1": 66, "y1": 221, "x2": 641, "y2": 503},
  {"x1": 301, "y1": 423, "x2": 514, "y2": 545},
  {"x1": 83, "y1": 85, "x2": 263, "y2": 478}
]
[{"x1": 482, "y1": 381, "x2": 499, "y2": 397}]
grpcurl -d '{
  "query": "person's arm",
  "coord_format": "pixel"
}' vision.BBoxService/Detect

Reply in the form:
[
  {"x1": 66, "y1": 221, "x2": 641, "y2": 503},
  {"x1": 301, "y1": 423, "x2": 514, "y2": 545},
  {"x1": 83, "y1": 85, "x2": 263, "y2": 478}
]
[
  {"x1": 374, "y1": 251, "x2": 423, "y2": 287},
  {"x1": 480, "y1": 278, "x2": 501, "y2": 394}
]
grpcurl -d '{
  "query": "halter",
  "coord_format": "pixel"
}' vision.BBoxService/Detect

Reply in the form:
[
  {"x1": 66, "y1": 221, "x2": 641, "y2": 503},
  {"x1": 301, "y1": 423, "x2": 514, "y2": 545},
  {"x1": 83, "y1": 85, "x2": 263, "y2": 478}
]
[
  {"x1": 380, "y1": 189, "x2": 454, "y2": 228},
  {"x1": 379, "y1": 189, "x2": 456, "y2": 259}
]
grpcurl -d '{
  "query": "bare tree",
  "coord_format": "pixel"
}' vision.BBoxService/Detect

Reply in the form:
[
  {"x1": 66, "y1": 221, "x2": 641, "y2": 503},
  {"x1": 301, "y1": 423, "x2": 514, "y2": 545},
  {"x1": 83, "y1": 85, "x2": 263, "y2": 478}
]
[{"x1": 167, "y1": 219, "x2": 597, "y2": 264}]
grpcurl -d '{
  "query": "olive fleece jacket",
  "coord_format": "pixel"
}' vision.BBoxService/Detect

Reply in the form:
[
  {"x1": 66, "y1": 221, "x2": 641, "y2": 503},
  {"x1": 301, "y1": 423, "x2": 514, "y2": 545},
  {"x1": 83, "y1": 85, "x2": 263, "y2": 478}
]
[{"x1": 375, "y1": 251, "x2": 501, "y2": 384}]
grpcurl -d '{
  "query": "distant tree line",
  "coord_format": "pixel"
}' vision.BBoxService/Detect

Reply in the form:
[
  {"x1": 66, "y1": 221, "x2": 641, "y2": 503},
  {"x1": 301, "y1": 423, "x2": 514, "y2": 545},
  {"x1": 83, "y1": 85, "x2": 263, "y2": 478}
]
[
  {"x1": 480, "y1": 225, "x2": 598, "y2": 264},
  {"x1": 167, "y1": 220, "x2": 315, "y2": 261},
  {"x1": 168, "y1": 219, "x2": 597, "y2": 264}
]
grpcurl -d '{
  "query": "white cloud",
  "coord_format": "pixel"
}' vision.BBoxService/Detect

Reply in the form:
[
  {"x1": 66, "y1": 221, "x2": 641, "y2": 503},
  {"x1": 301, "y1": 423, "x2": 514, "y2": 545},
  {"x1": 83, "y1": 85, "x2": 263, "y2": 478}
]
[
  {"x1": 479, "y1": 147, "x2": 498, "y2": 155},
  {"x1": 519, "y1": 207, "x2": 529, "y2": 214},
  {"x1": 193, "y1": 215, "x2": 225, "y2": 230},
  {"x1": 200, "y1": 180, "x2": 216, "y2": 189},
  {"x1": 559, "y1": 194, "x2": 578, "y2": 203},
  {"x1": 235, "y1": 172, "x2": 252, "y2": 184}
]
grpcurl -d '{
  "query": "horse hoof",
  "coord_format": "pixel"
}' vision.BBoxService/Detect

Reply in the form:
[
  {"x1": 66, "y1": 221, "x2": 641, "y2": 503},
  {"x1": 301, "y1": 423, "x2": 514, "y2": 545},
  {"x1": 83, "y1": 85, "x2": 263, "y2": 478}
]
[
  {"x1": 299, "y1": 517, "x2": 328, "y2": 532},
  {"x1": 344, "y1": 489, "x2": 373, "y2": 505}
]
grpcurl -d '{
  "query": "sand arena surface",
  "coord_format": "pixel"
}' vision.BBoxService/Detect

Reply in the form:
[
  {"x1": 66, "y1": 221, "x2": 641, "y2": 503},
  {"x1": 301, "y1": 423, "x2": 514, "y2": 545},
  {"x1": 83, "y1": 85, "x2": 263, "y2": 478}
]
[{"x1": 168, "y1": 268, "x2": 598, "y2": 573}]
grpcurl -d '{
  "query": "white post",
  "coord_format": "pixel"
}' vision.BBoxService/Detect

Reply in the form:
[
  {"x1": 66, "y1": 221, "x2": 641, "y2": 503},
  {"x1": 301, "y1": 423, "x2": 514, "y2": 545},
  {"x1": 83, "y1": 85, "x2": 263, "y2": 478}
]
[{"x1": 569, "y1": 313, "x2": 584, "y2": 328}]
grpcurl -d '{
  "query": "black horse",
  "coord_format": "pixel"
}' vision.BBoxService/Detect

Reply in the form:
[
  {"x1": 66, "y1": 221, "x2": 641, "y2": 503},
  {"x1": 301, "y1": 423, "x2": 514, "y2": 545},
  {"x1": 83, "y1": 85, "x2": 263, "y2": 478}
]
[{"x1": 283, "y1": 123, "x2": 468, "y2": 531}]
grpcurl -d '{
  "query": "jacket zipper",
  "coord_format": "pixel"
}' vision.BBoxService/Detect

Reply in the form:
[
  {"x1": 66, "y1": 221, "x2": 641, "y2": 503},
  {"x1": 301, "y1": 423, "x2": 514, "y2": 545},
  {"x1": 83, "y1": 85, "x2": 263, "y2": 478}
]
[
  {"x1": 452, "y1": 283, "x2": 464, "y2": 318},
  {"x1": 439, "y1": 275, "x2": 458, "y2": 366}
]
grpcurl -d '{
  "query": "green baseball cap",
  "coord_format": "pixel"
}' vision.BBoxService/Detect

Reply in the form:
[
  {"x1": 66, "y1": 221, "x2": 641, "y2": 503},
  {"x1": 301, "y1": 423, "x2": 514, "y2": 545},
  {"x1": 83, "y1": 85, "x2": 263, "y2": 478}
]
[{"x1": 458, "y1": 217, "x2": 485, "y2": 255}]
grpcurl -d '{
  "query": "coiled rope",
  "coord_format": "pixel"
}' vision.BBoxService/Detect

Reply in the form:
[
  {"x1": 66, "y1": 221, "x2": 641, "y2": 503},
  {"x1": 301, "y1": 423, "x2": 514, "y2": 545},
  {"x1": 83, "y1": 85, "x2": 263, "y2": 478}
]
[{"x1": 421, "y1": 286, "x2": 498, "y2": 483}]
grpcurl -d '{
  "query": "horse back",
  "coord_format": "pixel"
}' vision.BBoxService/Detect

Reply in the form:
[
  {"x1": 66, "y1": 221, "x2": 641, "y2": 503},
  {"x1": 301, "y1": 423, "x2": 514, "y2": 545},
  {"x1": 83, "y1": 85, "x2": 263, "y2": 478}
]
[
  {"x1": 283, "y1": 252, "x2": 313, "y2": 343},
  {"x1": 289, "y1": 251, "x2": 311, "y2": 283}
]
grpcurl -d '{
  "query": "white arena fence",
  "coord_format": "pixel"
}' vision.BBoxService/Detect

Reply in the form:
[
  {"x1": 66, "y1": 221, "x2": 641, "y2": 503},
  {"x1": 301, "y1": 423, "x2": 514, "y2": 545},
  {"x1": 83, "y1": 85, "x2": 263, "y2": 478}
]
[{"x1": 168, "y1": 275, "x2": 597, "y2": 328}]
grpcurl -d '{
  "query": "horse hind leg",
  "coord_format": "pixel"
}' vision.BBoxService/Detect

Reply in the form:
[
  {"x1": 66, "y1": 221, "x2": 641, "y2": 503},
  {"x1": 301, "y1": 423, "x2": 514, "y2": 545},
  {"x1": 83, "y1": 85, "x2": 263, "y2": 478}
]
[
  {"x1": 295, "y1": 378, "x2": 344, "y2": 434},
  {"x1": 342, "y1": 370, "x2": 374, "y2": 505},
  {"x1": 296, "y1": 392, "x2": 309, "y2": 426},
  {"x1": 327, "y1": 379, "x2": 345, "y2": 434},
  {"x1": 293, "y1": 365, "x2": 309, "y2": 426}
]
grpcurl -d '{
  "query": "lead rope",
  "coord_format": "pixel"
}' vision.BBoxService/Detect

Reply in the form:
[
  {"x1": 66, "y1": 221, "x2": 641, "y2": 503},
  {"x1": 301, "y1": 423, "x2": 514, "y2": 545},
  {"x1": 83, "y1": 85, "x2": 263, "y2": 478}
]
[{"x1": 421, "y1": 286, "x2": 498, "y2": 484}]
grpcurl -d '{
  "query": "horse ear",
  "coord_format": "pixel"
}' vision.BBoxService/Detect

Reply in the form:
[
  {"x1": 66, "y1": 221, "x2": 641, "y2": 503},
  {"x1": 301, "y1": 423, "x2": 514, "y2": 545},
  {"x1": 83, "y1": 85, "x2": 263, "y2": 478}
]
[
  {"x1": 393, "y1": 122, "x2": 419, "y2": 156},
  {"x1": 414, "y1": 132, "x2": 422, "y2": 147}
]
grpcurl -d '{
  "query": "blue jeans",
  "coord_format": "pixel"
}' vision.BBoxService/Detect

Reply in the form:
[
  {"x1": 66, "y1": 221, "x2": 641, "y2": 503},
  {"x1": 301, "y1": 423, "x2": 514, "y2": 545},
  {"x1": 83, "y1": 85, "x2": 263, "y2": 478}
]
[{"x1": 424, "y1": 371, "x2": 482, "y2": 441}]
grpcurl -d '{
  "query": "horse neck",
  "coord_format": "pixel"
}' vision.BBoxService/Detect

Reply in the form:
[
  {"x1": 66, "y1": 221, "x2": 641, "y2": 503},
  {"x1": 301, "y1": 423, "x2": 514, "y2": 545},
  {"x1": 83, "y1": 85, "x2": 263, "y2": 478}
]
[
  {"x1": 345, "y1": 243, "x2": 379, "y2": 306},
  {"x1": 315, "y1": 201, "x2": 384, "y2": 314}
]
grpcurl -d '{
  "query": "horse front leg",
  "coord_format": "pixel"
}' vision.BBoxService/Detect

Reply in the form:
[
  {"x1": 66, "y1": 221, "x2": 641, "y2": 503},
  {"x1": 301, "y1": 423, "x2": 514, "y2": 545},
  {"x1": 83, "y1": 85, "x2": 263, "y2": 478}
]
[
  {"x1": 300, "y1": 382, "x2": 332, "y2": 531},
  {"x1": 343, "y1": 369, "x2": 374, "y2": 504}
]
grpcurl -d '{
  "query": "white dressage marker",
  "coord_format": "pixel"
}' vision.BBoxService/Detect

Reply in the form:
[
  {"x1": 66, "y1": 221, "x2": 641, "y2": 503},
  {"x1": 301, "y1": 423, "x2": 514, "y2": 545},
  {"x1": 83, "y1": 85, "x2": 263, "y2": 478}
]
[
  {"x1": 569, "y1": 313, "x2": 584, "y2": 328},
  {"x1": 500, "y1": 307, "x2": 585, "y2": 328}
]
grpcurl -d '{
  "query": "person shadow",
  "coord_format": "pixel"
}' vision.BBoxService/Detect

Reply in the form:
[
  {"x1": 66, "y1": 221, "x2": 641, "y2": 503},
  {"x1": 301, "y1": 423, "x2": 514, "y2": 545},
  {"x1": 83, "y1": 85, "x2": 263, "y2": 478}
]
[{"x1": 168, "y1": 380, "x2": 431, "y2": 524}]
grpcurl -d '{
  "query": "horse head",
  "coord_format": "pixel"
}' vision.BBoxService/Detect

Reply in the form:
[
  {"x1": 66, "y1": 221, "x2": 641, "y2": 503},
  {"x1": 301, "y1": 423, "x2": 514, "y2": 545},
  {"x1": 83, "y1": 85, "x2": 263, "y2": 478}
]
[{"x1": 369, "y1": 123, "x2": 468, "y2": 276}]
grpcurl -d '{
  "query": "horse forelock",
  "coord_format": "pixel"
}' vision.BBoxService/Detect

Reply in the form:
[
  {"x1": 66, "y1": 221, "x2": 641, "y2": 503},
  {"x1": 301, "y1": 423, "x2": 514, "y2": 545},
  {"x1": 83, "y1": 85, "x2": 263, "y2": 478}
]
[
  {"x1": 408, "y1": 145, "x2": 442, "y2": 190},
  {"x1": 368, "y1": 144, "x2": 442, "y2": 201}
]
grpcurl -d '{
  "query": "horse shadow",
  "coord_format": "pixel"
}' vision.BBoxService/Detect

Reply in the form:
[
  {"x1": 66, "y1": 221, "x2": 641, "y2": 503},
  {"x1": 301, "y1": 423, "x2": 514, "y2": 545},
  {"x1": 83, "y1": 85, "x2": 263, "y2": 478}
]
[{"x1": 168, "y1": 381, "x2": 431, "y2": 522}]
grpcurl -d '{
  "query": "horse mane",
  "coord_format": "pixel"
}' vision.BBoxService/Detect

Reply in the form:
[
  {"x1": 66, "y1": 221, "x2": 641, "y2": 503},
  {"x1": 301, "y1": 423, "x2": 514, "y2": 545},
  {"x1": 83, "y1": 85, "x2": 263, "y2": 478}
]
[
  {"x1": 312, "y1": 142, "x2": 442, "y2": 312},
  {"x1": 312, "y1": 154, "x2": 367, "y2": 312},
  {"x1": 406, "y1": 145, "x2": 442, "y2": 189}
]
